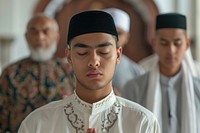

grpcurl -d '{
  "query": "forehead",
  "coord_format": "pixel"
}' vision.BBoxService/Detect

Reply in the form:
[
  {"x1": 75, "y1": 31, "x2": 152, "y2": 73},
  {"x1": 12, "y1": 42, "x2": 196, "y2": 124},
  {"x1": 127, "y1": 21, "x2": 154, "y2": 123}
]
[
  {"x1": 27, "y1": 17, "x2": 55, "y2": 31},
  {"x1": 70, "y1": 33, "x2": 116, "y2": 47},
  {"x1": 156, "y1": 28, "x2": 186, "y2": 39}
]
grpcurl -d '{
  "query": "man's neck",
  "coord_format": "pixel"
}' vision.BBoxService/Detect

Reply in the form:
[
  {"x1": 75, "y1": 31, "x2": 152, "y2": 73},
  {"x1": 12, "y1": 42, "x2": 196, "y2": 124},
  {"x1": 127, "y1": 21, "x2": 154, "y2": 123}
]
[
  {"x1": 75, "y1": 86, "x2": 112, "y2": 104},
  {"x1": 160, "y1": 66, "x2": 181, "y2": 77}
]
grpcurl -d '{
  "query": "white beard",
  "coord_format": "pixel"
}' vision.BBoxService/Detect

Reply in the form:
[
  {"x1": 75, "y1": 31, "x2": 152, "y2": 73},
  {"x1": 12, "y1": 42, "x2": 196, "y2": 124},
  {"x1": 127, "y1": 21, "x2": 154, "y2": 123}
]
[{"x1": 29, "y1": 42, "x2": 57, "y2": 62}]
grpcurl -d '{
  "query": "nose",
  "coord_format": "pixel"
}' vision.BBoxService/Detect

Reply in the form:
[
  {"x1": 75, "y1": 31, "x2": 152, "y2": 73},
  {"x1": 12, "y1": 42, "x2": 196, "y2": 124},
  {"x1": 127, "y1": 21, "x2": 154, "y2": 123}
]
[
  {"x1": 36, "y1": 31, "x2": 45, "y2": 41},
  {"x1": 88, "y1": 51, "x2": 100, "y2": 68},
  {"x1": 168, "y1": 43, "x2": 176, "y2": 54}
]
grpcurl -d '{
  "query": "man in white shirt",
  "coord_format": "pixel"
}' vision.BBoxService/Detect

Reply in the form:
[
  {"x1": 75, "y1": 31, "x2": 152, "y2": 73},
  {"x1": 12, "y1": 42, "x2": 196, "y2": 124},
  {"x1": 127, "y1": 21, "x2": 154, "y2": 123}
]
[
  {"x1": 18, "y1": 10, "x2": 160, "y2": 133},
  {"x1": 123, "y1": 13, "x2": 200, "y2": 133}
]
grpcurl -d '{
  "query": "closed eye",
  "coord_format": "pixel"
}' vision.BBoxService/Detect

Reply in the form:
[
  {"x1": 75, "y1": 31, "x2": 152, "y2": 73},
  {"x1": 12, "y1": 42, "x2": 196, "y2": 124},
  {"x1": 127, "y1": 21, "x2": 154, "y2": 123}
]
[
  {"x1": 77, "y1": 52, "x2": 88, "y2": 56},
  {"x1": 100, "y1": 52, "x2": 109, "y2": 55},
  {"x1": 160, "y1": 40, "x2": 168, "y2": 46},
  {"x1": 174, "y1": 40, "x2": 182, "y2": 46}
]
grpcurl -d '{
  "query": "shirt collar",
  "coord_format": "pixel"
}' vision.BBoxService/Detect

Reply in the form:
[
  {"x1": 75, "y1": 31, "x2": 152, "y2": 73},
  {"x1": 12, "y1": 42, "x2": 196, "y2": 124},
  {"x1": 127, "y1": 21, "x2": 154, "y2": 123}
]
[
  {"x1": 160, "y1": 70, "x2": 182, "y2": 87},
  {"x1": 71, "y1": 90, "x2": 116, "y2": 115}
]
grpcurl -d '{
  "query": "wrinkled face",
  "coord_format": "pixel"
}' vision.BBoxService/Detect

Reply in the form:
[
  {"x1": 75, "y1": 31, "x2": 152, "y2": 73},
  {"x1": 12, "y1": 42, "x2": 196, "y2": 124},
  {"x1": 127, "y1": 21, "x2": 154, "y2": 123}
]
[
  {"x1": 25, "y1": 17, "x2": 59, "y2": 50},
  {"x1": 152, "y1": 28, "x2": 190, "y2": 75},
  {"x1": 117, "y1": 28, "x2": 129, "y2": 47},
  {"x1": 67, "y1": 33, "x2": 122, "y2": 92}
]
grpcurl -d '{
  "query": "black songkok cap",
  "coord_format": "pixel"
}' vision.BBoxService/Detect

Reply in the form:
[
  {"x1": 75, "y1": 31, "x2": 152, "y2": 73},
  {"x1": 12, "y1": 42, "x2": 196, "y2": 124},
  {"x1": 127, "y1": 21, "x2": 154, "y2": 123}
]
[
  {"x1": 67, "y1": 10, "x2": 118, "y2": 44},
  {"x1": 156, "y1": 13, "x2": 187, "y2": 30}
]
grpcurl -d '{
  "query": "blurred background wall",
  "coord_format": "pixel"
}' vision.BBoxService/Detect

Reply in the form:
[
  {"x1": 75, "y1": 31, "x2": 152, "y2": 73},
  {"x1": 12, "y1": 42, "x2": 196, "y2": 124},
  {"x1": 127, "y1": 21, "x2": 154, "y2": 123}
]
[{"x1": 0, "y1": 0, "x2": 199, "y2": 74}]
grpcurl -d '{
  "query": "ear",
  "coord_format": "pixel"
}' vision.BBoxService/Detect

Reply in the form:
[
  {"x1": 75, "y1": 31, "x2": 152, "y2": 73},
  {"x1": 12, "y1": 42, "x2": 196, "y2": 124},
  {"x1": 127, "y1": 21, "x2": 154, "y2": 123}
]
[
  {"x1": 116, "y1": 46, "x2": 122, "y2": 64},
  {"x1": 65, "y1": 48, "x2": 72, "y2": 64},
  {"x1": 186, "y1": 38, "x2": 191, "y2": 50}
]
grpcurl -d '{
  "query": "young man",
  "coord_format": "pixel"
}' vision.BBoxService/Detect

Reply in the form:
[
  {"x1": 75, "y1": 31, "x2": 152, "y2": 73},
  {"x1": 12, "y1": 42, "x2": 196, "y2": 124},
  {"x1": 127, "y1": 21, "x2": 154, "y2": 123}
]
[
  {"x1": 123, "y1": 13, "x2": 200, "y2": 133},
  {"x1": 18, "y1": 10, "x2": 160, "y2": 133},
  {"x1": 0, "y1": 14, "x2": 74, "y2": 132},
  {"x1": 138, "y1": 46, "x2": 200, "y2": 78},
  {"x1": 103, "y1": 8, "x2": 144, "y2": 94}
]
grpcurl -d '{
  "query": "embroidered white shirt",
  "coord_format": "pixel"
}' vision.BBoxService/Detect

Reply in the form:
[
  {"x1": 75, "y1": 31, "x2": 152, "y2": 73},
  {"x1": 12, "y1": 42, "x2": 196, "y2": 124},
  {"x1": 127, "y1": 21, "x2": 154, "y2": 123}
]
[{"x1": 18, "y1": 91, "x2": 160, "y2": 133}]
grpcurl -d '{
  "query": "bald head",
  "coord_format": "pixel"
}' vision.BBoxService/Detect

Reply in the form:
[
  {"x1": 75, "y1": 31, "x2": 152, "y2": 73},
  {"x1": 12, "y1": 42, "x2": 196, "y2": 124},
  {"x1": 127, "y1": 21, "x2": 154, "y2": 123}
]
[{"x1": 26, "y1": 14, "x2": 59, "y2": 32}]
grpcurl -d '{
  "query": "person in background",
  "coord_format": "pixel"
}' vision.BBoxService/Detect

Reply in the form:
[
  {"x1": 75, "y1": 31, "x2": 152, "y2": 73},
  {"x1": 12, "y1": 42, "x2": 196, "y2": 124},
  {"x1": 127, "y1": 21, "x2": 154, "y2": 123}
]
[
  {"x1": 0, "y1": 14, "x2": 75, "y2": 132},
  {"x1": 103, "y1": 8, "x2": 144, "y2": 95},
  {"x1": 123, "y1": 13, "x2": 200, "y2": 133},
  {"x1": 18, "y1": 10, "x2": 160, "y2": 133},
  {"x1": 139, "y1": 48, "x2": 200, "y2": 78}
]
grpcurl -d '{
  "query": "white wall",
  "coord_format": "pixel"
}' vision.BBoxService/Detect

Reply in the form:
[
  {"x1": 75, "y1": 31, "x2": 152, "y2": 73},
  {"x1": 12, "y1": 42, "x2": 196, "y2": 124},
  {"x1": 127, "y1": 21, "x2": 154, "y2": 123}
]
[
  {"x1": 0, "y1": 0, "x2": 38, "y2": 70},
  {"x1": 154, "y1": 0, "x2": 175, "y2": 13},
  {"x1": 0, "y1": 0, "x2": 16, "y2": 36}
]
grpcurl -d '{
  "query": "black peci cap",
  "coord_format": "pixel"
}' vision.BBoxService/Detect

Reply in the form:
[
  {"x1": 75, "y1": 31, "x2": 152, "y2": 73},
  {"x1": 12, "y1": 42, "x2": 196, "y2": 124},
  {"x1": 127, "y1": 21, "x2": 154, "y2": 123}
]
[
  {"x1": 67, "y1": 10, "x2": 118, "y2": 44},
  {"x1": 156, "y1": 13, "x2": 186, "y2": 30}
]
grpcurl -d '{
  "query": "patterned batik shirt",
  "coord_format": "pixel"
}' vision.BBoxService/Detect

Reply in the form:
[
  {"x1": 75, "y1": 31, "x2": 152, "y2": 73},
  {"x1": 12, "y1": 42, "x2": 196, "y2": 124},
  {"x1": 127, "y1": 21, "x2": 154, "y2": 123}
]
[{"x1": 0, "y1": 57, "x2": 75, "y2": 133}]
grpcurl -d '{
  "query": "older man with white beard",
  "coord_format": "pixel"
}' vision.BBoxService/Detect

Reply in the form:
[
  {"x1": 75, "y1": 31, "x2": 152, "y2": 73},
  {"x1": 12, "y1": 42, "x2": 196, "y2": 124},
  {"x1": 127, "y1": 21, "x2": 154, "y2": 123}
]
[{"x1": 0, "y1": 14, "x2": 75, "y2": 133}]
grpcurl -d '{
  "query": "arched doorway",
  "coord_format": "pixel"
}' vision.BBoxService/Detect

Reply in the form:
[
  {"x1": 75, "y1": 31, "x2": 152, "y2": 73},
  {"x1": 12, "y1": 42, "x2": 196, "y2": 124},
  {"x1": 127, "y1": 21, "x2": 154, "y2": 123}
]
[{"x1": 34, "y1": 0, "x2": 158, "y2": 62}]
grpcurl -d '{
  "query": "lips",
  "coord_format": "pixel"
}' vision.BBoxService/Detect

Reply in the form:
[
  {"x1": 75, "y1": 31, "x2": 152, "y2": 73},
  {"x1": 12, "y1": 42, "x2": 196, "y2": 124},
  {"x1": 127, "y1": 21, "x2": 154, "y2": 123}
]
[
  {"x1": 86, "y1": 71, "x2": 103, "y2": 78},
  {"x1": 33, "y1": 41, "x2": 46, "y2": 47},
  {"x1": 165, "y1": 55, "x2": 176, "y2": 62}
]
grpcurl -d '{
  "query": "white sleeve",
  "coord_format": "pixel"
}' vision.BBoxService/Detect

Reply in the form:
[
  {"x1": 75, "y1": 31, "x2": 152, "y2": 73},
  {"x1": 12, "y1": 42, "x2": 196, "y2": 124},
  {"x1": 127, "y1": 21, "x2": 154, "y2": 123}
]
[
  {"x1": 18, "y1": 122, "x2": 30, "y2": 133},
  {"x1": 149, "y1": 118, "x2": 161, "y2": 133}
]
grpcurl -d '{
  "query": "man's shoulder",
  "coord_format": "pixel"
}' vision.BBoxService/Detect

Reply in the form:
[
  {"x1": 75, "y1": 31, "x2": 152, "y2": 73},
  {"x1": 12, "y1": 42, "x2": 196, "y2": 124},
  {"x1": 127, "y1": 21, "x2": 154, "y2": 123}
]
[
  {"x1": 18, "y1": 99, "x2": 66, "y2": 132},
  {"x1": 126, "y1": 72, "x2": 149, "y2": 86},
  {"x1": 138, "y1": 54, "x2": 158, "y2": 71},
  {"x1": 193, "y1": 76, "x2": 200, "y2": 84},
  {"x1": 116, "y1": 96, "x2": 157, "y2": 120},
  {"x1": 193, "y1": 76, "x2": 200, "y2": 91},
  {"x1": 120, "y1": 55, "x2": 144, "y2": 71},
  {"x1": 5, "y1": 57, "x2": 30, "y2": 67},
  {"x1": 1, "y1": 57, "x2": 31, "y2": 74},
  {"x1": 23, "y1": 99, "x2": 65, "y2": 122},
  {"x1": 193, "y1": 77, "x2": 200, "y2": 98},
  {"x1": 53, "y1": 58, "x2": 72, "y2": 71},
  {"x1": 122, "y1": 72, "x2": 149, "y2": 102},
  {"x1": 53, "y1": 58, "x2": 69, "y2": 65}
]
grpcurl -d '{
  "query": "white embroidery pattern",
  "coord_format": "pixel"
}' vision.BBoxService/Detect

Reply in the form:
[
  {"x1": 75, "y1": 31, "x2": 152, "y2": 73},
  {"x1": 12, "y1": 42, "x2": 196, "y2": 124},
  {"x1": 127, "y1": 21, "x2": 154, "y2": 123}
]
[
  {"x1": 74, "y1": 95, "x2": 92, "y2": 109},
  {"x1": 64, "y1": 101, "x2": 121, "y2": 133},
  {"x1": 64, "y1": 102, "x2": 84, "y2": 133},
  {"x1": 101, "y1": 101, "x2": 121, "y2": 133}
]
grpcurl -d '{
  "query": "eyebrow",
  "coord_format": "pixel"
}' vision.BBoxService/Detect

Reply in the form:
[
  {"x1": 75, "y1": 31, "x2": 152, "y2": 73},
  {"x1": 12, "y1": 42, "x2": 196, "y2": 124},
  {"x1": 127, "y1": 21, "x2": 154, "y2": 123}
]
[
  {"x1": 160, "y1": 37, "x2": 181, "y2": 42},
  {"x1": 73, "y1": 42, "x2": 113, "y2": 49},
  {"x1": 174, "y1": 38, "x2": 181, "y2": 42},
  {"x1": 29, "y1": 25, "x2": 51, "y2": 30},
  {"x1": 160, "y1": 38, "x2": 168, "y2": 42}
]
